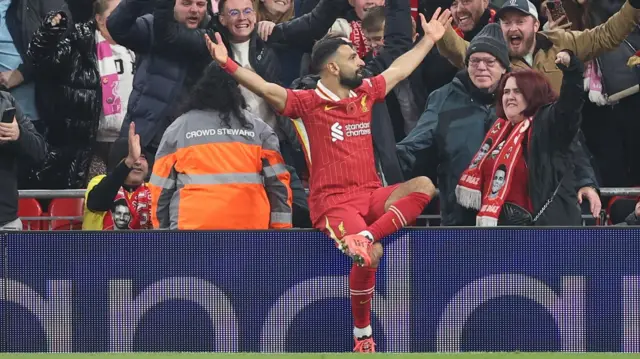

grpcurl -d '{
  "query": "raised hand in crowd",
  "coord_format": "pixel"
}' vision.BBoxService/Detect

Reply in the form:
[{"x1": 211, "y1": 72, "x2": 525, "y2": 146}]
[
  {"x1": 541, "y1": 1, "x2": 572, "y2": 30},
  {"x1": 48, "y1": 12, "x2": 66, "y2": 28},
  {"x1": 257, "y1": 21, "x2": 277, "y2": 42},
  {"x1": 555, "y1": 50, "x2": 571, "y2": 66},
  {"x1": 421, "y1": 7, "x2": 453, "y2": 44},
  {"x1": 0, "y1": 115, "x2": 19, "y2": 143},
  {"x1": 124, "y1": 122, "x2": 142, "y2": 169}
]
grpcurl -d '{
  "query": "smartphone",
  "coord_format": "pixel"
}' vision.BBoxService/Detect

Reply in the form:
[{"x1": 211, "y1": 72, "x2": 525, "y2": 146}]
[
  {"x1": 1, "y1": 107, "x2": 16, "y2": 124},
  {"x1": 547, "y1": 0, "x2": 568, "y2": 23}
]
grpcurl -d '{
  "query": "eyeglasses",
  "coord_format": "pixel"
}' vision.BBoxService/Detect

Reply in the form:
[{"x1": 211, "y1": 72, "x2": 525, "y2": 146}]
[
  {"x1": 226, "y1": 7, "x2": 254, "y2": 17},
  {"x1": 469, "y1": 58, "x2": 498, "y2": 68}
]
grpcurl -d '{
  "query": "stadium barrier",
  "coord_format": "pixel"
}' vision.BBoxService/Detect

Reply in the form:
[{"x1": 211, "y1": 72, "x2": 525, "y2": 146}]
[
  {"x1": 1, "y1": 228, "x2": 639, "y2": 353},
  {"x1": 16, "y1": 188, "x2": 640, "y2": 228}
]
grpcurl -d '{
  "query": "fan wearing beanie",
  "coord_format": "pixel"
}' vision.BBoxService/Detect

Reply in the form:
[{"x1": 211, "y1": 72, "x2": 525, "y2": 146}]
[
  {"x1": 397, "y1": 23, "x2": 509, "y2": 226},
  {"x1": 465, "y1": 23, "x2": 510, "y2": 73},
  {"x1": 82, "y1": 123, "x2": 152, "y2": 230}
]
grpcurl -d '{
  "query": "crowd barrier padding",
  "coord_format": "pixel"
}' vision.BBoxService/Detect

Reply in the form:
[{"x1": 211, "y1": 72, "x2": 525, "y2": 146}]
[{"x1": 0, "y1": 228, "x2": 639, "y2": 352}]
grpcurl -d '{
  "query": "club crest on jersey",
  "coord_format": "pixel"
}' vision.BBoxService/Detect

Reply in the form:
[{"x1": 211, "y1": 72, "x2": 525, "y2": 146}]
[{"x1": 360, "y1": 95, "x2": 369, "y2": 113}]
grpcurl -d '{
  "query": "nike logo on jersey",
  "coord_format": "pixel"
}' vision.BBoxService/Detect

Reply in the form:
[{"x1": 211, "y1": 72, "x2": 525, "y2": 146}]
[{"x1": 325, "y1": 105, "x2": 338, "y2": 111}]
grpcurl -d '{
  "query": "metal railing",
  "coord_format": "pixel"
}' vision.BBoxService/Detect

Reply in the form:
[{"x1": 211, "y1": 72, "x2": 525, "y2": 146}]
[
  {"x1": 16, "y1": 187, "x2": 640, "y2": 229},
  {"x1": 18, "y1": 187, "x2": 640, "y2": 199}
]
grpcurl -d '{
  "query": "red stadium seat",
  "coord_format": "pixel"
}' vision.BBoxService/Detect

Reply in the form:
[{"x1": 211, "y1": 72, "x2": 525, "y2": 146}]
[
  {"x1": 18, "y1": 198, "x2": 43, "y2": 230},
  {"x1": 48, "y1": 198, "x2": 85, "y2": 230}
]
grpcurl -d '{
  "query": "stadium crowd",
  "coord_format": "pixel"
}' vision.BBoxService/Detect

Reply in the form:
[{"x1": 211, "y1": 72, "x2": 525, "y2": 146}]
[{"x1": 1, "y1": 0, "x2": 640, "y2": 351}]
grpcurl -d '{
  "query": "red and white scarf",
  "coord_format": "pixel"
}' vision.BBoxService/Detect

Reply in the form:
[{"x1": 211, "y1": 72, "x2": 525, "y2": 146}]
[
  {"x1": 456, "y1": 117, "x2": 531, "y2": 226},
  {"x1": 103, "y1": 184, "x2": 152, "y2": 230},
  {"x1": 349, "y1": 21, "x2": 370, "y2": 59}
]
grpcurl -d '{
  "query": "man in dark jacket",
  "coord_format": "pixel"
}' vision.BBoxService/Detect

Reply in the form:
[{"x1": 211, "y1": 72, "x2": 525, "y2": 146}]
[
  {"x1": 106, "y1": 0, "x2": 211, "y2": 168},
  {"x1": 3, "y1": 0, "x2": 69, "y2": 129},
  {"x1": 0, "y1": 92, "x2": 47, "y2": 230}
]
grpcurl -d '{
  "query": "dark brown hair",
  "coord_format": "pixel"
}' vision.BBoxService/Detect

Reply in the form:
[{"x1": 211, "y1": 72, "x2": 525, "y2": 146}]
[
  {"x1": 93, "y1": 0, "x2": 113, "y2": 16},
  {"x1": 496, "y1": 69, "x2": 558, "y2": 119}
]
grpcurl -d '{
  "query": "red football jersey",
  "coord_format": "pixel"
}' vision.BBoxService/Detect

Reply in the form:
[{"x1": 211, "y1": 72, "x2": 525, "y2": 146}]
[{"x1": 281, "y1": 75, "x2": 387, "y2": 220}]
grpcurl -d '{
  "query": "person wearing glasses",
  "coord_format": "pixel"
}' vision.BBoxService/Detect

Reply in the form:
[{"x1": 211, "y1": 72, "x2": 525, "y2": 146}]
[{"x1": 397, "y1": 23, "x2": 599, "y2": 226}]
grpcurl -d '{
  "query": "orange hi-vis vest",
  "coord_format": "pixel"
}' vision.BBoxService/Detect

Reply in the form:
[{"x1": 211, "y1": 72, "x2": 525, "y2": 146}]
[{"x1": 149, "y1": 109, "x2": 293, "y2": 230}]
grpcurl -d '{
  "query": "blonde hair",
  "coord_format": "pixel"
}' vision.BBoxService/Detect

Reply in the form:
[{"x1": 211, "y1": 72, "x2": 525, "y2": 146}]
[{"x1": 253, "y1": 0, "x2": 294, "y2": 23}]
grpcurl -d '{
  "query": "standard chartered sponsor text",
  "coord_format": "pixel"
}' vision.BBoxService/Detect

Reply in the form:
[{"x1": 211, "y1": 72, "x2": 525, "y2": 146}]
[
  {"x1": 345, "y1": 122, "x2": 371, "y2": 137},
  {"x1": 186, "y1": 128, "x2": 256, "y2": 139}
]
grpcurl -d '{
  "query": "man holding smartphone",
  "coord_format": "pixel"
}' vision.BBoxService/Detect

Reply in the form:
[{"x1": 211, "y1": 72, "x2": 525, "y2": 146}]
[{"x1": 0, "y1": 94, "x2": 47, "y2": 230}]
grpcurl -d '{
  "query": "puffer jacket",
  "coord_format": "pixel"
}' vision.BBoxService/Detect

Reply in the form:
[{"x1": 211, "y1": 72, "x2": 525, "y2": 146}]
[
  {"x1": 436, "y1": 0, "x2": 640, "y2": 93},
  {"x1": 27, "y1": 13, "x2": 101, "y2": 189},
  {"x1": 106, "y1": 0, "x2": 212, "y2": 157},
  {"x1": 397, "y1": 70, "x2": 598, "y2": 226}
]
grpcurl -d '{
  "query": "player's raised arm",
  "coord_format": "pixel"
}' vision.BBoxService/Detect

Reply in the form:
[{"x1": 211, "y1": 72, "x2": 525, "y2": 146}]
[
  {"x1": 205, "y1": 33, "x2": 288, "y2": 113},
  {"x1": 381, "y1": 8, "x2": 452, "y2": 95}
]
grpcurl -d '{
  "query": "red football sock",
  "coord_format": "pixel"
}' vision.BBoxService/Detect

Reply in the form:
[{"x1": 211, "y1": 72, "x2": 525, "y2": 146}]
[
  {"x1": 349, "y1": 264, "x2": 377, "y2": 331},
  {"x1": 367, "y1": 192, "x2": 431, "y2": 241}
]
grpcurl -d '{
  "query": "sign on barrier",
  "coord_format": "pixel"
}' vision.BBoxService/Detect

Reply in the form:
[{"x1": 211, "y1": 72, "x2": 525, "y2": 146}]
[{"x1": 1, "y1": 229, "x2": 639, "y2": 352}]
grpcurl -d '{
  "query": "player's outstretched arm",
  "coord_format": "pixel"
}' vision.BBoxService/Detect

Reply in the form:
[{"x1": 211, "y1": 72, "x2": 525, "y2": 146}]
[
  {"x1": 205, "y1": 33, "x2": 288, "y2": 112},
  {"x1": 381, "y1": 8, "x2": 452, "y2": 95}
]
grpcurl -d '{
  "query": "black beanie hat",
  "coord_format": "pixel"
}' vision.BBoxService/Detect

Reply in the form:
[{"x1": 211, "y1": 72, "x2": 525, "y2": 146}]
[{"x1": 465, "y1": 23, "x2": 510, "y2": 71}]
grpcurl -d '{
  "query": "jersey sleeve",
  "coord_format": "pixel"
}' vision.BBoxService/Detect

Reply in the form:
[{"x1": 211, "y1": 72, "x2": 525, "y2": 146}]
[
  {"x1": 363, "y1": 75, "x2": 387, "y2": 102},
  {"x1": 281, "y1": 89, "x2": 313, "y2": 119}
]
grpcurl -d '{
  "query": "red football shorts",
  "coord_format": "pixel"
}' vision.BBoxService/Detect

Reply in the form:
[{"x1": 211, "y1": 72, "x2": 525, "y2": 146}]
[{"x1": 314, "y1": 184, "x2": 400, "y2": 241}]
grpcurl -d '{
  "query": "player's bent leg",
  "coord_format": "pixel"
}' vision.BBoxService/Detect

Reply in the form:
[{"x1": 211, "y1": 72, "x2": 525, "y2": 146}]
[
  {"x1": 383, "y1": 176, "x2": 437, "y2": 211},
  {"x1": 365, "y1": 176, "x2": 436, "y2": 242}
]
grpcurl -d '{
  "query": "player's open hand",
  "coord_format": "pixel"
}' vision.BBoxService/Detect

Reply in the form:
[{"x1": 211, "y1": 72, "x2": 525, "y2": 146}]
[
  {"x1": 421, "y1": 7, "x2": 453, "y2": 44},
  {"x1": 204, "y1": 32, "x2": 229, "y2": 65}
]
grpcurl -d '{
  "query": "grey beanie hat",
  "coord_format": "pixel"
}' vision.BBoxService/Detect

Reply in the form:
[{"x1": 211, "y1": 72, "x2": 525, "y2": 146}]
[{"x1": 465, "y1": 23, "x2": 511, "y2": 70}]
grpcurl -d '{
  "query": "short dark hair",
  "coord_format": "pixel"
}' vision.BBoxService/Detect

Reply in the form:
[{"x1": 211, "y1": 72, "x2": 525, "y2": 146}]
[
  {"x1": 218, "y1": 0, "x2": 229, "y2": 14},
  {"x1": 93, "y1": 0, "x2": 113, "y2": 16},
  {"x1": 309, "y1": 34, "x2": 352, "y2": 74},
  {"x1": 496, "y1": 70, "x2": 557, "y2": 119},
  {"x1": 361, "y1": 6, "x2": 386, "y2": 33},
  {"x1": 497, "y1": 164, "x2": 507, "y2": 173}
]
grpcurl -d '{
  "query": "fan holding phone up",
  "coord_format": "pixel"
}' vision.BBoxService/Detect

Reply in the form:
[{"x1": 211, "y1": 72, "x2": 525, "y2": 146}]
[
  {"x1": 0, "y1": 106, "x2": 18, "y2": 143},
  {"x1": 543, "y1": 0, "x2": 572, "y2": 30},
  {"x1": 0, "y1": 93, "x2": 46, "y2": 231}
]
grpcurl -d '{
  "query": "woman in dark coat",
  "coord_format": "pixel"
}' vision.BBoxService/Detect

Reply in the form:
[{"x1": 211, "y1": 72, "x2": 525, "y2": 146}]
[
  {"x1": 28, "y1": 0, "x2": 135, "y2": 189},
  {"x1": 456, "y1": 50, "x2": 586, "y2": 226}
]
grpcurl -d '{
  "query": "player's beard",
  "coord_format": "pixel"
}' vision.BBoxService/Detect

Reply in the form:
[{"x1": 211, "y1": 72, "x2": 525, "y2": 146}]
[{"x1": 339, "y1": 70, "x2": 364, "y2": 89}]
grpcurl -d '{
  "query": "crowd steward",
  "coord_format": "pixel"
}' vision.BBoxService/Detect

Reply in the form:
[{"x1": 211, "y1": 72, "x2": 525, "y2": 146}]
[
  {"x1": 150, "y1": 63, "x2": 292, "y2": 230},
  {"x1": 2, "y1": 0, "x2": 640, "y2": 233}
]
